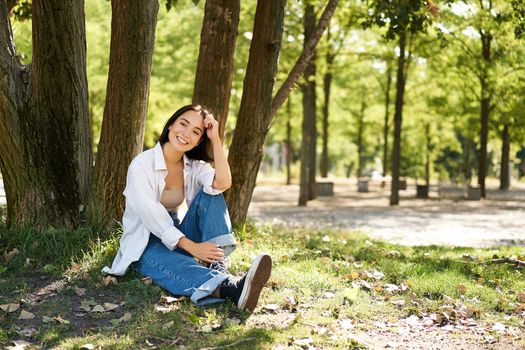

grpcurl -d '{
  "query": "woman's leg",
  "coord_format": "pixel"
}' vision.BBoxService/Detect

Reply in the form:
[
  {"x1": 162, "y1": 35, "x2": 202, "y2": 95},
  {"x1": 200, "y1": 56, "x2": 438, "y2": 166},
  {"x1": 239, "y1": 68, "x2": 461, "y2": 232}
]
[
  {"x1": 137, "y1": 235, "x2": 228, "y2": 306},
  {"x1": 179, "y1": 189, "x2": 236, "y2": 256}
]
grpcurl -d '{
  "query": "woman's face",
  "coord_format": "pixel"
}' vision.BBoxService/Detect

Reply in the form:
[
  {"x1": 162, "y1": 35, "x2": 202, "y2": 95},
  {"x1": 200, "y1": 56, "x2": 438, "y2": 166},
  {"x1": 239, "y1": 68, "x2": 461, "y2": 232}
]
[{"x1": 167, "y1": 110, "x2": 205, "y2": 152}]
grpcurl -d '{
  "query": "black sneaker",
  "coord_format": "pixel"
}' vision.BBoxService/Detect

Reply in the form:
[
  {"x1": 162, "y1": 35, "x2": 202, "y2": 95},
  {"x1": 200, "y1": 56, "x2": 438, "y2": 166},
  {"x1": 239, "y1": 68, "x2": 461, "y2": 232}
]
[
  {"x1": 209, "y1": 258, "x2": 230, "y2": 275},
  {"x1": 220, "y1": 254, "x2": 272, "y2": 312}
]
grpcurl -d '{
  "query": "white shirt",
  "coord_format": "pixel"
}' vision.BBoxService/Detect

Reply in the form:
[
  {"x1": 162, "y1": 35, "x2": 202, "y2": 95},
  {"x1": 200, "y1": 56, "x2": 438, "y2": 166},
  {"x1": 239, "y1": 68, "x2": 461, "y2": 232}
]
[{"x1": 102, "y1": 142, "x2": 224, "y2": 276}]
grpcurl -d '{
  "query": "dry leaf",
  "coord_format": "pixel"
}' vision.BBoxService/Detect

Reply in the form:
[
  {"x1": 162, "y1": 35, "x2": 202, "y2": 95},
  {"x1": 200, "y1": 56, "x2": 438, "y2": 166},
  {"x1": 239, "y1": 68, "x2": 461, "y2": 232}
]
[
  {"x1": 18, "y1": 310, "x2": 35, "y2": 320},
  {"x1": 6, "y1": 339, "x2": 31, "y2": 350},
  {"x1": 80, "y1": 300, "x2": 93, "y2": 312},
  {"x1": 75, "y1": 287, "x2": 86, "y2": 296},
  {"x1": 391, "y1": 299, "x2": 406, "y2": 306},
  {"x1": 324, "y1": 292, "x2": 336, "y2": 299},
  {"x1": 200, "y1": 324, "x2": 213, "y2": 333},
  {"x1": 119, "y1": 312, "x2": 132, "y2": 323},
  {"x1": 80, "y1": 344, "x2": 96, "y2": 350},
  {"x1": 54, "y1": 316, "x2": 70, "y2": 324},
  {"x1": 91, "y1": 305, "x2": 105, "y2": 313},
  {"x1": 516, "y1": 291, "x2": 525, "y2": 303},
  {"x1": 4, "y1": 248, "x2": 19, "y2": 263},
  {"x1": 346, "y1": 271, "x2": 359, "y2": 281},
  {"x1": 262, "y1": 304, "x2": 279, "y2": 312},
  {"x1": 458, "y1": 284, "x2": 467, "y2": 296},
  {"x1": 103, "y1": 303, "x2": 120, "y2": 311},
  {"x1": 42, "y1": 316, "x2": 53, "y2": 323},
  {"x1": 16, "y1": 327, "x2": 37, "y2": 337},
  {"x1": 70, "y1": 263, "x2": 82, "y2": 272},
  {"x1": 160, "y1": 295, "x2": 180, "y2": 304},
  {"x1": 284, "y1": 295, "x2": 297, "y2": 310},
  {"x1": 102, "y1": 276, "x2": 118, "y2": 286},
  {"x1": 1, "y1": 303, "x2": 20, "y2": 313},
  {"x1": 141, "y1": 277, "x2": 152, "y2": 285}
]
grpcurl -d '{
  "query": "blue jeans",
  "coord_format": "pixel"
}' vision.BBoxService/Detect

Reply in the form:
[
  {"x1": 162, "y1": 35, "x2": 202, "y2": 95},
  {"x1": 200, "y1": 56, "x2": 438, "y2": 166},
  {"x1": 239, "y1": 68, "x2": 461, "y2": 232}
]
[{"x1": 137, "y1": 189, "x2": 236, "y2": 305}]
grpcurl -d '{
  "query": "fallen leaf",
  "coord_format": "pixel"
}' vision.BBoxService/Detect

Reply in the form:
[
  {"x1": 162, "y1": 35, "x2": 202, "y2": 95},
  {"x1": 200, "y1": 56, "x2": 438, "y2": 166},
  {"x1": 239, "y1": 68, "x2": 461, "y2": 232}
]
[
  {"x1": 284, "y1": 295, "x2": 297, "y2": 310},
  {"x1": 160, "y1": 295, "x2": 181, "y2": 304},
  {"x1": 70, "y1": 263, "x2": 82, "y2": 272},
  {"x1": 262, "y1": 304, "x2": 279, "y2": 312},
  {"x1": 75, "y1": 287, "x2": 86, "y2": 296},
  {"x1": 517, "y1": 291, "x2": 525, "y2": 303},
  {"x1": 391, "y1": 299, "x2": 406, "y2": 306},
  {"x1": 80, "y1": 300, "x2": 93, "y2": 312},
  {"x1": 18, "y1": 310, "x2": 35, "y2": 320},
  {"x1": 103, "y1": 302, "x2": 120, "y2": 311},
  {"x1": 141, "y1": 277, "x2": 152, "y2": 285},
  {"x1": 80, "y1": 344, "x2": 96, "y2": 350},
  {"x1": 42, "y1": 316, "x2": 53, "y2": 323},
  {"x1": 4, "y1": 248, "x2": 19, "y2": 263},
  {"x1": 102, "y1": 276, "x2": 118, "y2": 286},
  {"x1": 1, "y1": 303, "x2": 20, "y2": 313},
  {"x1": 346, "y1": 271, "x2": 359, "y2": 281},
  {"x1": 291, "y1": 337, "x2": 313, "y2": 347},
  {"x1": 16, "y1": 327, "x2": 37, "y2": 337},
  {"x1": 54, "y1": 316, "x2": 70, "y2": 324},
  {"x1": 493, "y1": 322, "x2": 506, "y2": 332},
  {"x1": 119, "y1": 312, "x2": 132, "y2": 323},
  {"x1": 6, "y1": 339, "x2": 31, "y2": 350},
  {"x1": 331, "y1": 262, "x2": 340, "y2": 271},
  {"x1": 200, "y1": 324, "x2": 213, "y2": 333},
  {"x1": 91, "y1": 305, "x2": 105, "y2": 313},
  {"x1": 324, "y1": 292, "x2": 336, "y2": 299},
  {"x1": 458, "y1": 284, "x2": 467, "y2": 296}
]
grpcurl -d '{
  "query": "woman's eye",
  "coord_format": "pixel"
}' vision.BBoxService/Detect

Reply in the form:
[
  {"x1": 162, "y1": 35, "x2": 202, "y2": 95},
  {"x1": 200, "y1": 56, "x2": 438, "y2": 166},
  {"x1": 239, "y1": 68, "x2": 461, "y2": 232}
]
[{"x1": 193, "y1": 131, "x2": 200, "y2": 135}]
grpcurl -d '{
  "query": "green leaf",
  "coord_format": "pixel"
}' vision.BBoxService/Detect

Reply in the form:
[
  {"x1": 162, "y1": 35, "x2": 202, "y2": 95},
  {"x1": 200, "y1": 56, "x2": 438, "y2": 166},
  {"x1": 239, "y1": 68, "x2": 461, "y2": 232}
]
[{"x1": 343, "y1": 287, "x2": 359, "y2": 303}]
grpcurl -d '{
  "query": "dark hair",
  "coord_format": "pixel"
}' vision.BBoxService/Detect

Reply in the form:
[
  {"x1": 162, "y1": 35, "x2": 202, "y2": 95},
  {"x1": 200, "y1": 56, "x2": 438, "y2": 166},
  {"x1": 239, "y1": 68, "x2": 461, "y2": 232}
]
[{"x1": 158, "y1": 104, "x2": 213, "y2": 162}]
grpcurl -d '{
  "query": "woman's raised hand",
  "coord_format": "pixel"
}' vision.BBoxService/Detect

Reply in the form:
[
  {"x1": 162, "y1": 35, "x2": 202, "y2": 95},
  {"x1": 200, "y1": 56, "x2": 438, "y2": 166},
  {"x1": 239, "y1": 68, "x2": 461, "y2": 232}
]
[{"x1": 203, "y1": 113, "x2": 220, "y2": 142}]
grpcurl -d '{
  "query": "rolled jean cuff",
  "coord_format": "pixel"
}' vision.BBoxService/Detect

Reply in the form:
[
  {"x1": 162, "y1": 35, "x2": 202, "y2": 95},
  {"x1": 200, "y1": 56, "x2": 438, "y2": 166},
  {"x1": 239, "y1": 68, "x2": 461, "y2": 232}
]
[
  {"x1": 206, "y1": 233, "x2": 237, "y2": 256},
  {"x1": 190, "y1": 273, "x2": 229, "y2": 306}
]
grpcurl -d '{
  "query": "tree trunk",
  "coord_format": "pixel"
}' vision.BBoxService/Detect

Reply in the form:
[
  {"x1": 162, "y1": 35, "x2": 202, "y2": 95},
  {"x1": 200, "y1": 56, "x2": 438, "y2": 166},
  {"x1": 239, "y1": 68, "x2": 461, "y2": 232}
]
[
  {"x1": 225, "y1": 0, "x2": 338, "y2": 225},
  {"x1": 286, "y1": 98, "x2": 292, "y2": 185},
  {"x1": 320, "y1": 25, "x2": 333, "y2": 178},
  {"x1": 499, "y1": 124, "x2": 510, "y2": 191},
  {"x1": 225, "y1": 0, "x2": 287, "y2": 222},
  {"x1": 0, "y1": 0, "x2": 91, "y2": 228},
  {"x1": 86, "y1": 0, "x2": 159, "y2": 230},
  {"x1": 464, "y1": 137, "x2": 472, "y2": 184},
  {"x1": 356, "y1": 95, "x2": 366, "y2": 179},
  {"x1": 390, "y1": 31, "x2": 407, "y2": 206},
  {"x1": 299, "y1": 3, "x2": 317, "y2": 205},
  {"x1": 478, "y1": 27, "x2": 492, "y2": 198},
  {"x1": 425, "y1": 123, "x2": 430, "y2": 186},
  {"x1": 192, "y1": 0, "x2": 240, "y2": 139},
  {"x1": 382, "y1": 64, "x2": 392, "y2": 176}
]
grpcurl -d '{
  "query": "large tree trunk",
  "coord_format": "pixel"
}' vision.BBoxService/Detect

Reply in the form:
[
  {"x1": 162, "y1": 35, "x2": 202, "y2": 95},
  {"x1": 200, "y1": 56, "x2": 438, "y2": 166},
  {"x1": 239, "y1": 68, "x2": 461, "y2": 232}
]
[
  {"x1": 320, "y1": 25, "x2": 333, "y2": 178},
  {"x1": 0, "y1": 0, "x2": 91, "y2": 228},
  {"x1": 464, "y1": 137, "x2": 472, "y2": 184},
  {"x1": 478, "y1": 79, "x2": 490, "y2": 198},
  {"x1": 226, "y1": 0, "x2": 338, "y2": 225},
  {"x1": 299, "y1": 3, "x2": 317, "y2": 205},
  {"x1": 86, "y1": 0, "x2": 159, "y2": 229},
  {"x1": 425, "y1": 123, "x2": 431, "y2": 186},
  {"x1": 192, "y1": 0, "x2": 240, "y2": 139},
  {"x1": 225, "y1": 0, "x2": 287, "y2": 222},
  {"x1": 382, "y1": 64, "x2": 392, "y2": 176},
  {"x1": 356, "y1": 95, "x2": 366, "y2": 179},
  {"x1": 390, "y1": 31, "x2": 407, "y2": 206},
  {"x1": 499, "y1": 124, "x2": 510, "y2": 191}
]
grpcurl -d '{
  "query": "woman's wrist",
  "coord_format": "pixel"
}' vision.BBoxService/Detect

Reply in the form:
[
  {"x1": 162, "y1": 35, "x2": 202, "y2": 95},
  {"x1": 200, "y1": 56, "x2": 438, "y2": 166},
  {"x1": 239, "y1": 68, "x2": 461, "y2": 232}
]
[{"x1": 177, "y1": 237, "x2": 195, "y2": 254}]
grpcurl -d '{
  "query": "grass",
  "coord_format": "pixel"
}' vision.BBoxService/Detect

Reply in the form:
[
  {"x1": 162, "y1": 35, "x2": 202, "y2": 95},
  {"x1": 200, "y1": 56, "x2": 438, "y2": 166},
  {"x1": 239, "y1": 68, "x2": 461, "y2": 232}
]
[{"x1": 1, "y1": 222, "x2": 525, "y2": 349}]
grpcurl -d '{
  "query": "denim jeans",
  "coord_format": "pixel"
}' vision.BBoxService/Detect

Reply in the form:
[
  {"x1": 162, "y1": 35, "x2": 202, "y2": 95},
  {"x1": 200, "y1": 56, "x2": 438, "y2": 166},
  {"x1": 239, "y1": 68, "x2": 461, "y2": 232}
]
[{"x1": 137, "y1": 189, "x2": 236, "y2": 305}]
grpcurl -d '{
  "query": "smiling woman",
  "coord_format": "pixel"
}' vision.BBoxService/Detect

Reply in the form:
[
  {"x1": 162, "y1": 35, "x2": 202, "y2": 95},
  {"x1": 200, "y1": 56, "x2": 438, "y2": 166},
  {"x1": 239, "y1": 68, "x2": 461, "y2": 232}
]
[{"x1": 102, "y1": 104, "x2": 271, "y2": 312}]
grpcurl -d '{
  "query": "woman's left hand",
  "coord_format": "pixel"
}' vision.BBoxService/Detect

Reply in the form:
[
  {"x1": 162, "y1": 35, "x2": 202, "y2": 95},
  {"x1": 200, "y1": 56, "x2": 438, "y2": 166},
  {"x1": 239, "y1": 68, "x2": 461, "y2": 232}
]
[{"x1": 204, "y1": 113, "x2": 220, "y2": 142}]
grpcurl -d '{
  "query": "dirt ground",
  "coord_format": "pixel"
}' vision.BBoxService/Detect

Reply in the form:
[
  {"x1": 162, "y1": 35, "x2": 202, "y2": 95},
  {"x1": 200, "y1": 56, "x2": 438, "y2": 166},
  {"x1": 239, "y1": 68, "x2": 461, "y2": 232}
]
[{"x1": 248, "y1": 178, "x2": 525, "y2": 248}]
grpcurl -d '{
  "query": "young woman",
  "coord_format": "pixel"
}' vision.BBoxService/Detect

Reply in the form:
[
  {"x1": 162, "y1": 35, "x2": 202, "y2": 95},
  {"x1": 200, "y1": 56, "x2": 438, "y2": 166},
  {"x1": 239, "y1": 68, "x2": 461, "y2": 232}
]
[{"x1": 103, "y1": 105, "x2": 272, "y2": 312}]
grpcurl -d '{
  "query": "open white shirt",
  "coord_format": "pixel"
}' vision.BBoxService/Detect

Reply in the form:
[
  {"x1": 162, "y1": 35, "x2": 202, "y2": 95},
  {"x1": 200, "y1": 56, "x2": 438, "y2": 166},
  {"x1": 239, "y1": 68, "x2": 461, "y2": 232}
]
[{"x1": 102, "y1": 142, "x2": 224, "y2": 276}]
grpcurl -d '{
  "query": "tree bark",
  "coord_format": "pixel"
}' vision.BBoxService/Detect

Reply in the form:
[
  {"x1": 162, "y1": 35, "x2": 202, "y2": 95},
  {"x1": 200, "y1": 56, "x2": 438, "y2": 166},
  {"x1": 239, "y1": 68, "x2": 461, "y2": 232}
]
[
  {"x1": 425, "y1": 123, "x2": 431, "y2": 186},
  {"x1": 192, "y1": 0, "x2": 240, "y2": 139},
  {"x1": 499, "y1": 124, "x2": 510, "y2": 191},
  {"x1": 286, "y1": 97, "x2": 292, "y2": 185},
  {"x1": 225, "y1": 0, "x2": 287, "y2": 223},
  {"x1": 390, "y1": 31, "x2": 407, "y2": 206},
  {"x1": 86, "y1": 0, "x2": 159, "y2": 230},
  {"x1": 382, "y1": 64, "x2": 392, "y2": 176},
  {"x1": 356, "y1": 95, "x2": 366, "y2": 179},
  {"x1": 299, "y1": 3, "x2": 317, "y2": 205},
  {"x1": 320, "y1": 25, "x2": 333, "y2": 178},
  {"x1": 226, "y1": 0, "x2": 338, "y2": 225},
  {"x1": 0, "y1": 0, "x2": 91, "y2": 228}
]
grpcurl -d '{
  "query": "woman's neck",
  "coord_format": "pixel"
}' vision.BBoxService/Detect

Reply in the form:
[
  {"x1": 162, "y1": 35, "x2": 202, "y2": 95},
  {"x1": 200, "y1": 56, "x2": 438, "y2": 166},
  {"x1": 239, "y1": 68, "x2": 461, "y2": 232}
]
[{"x1": 161, "y1": 143, "x2": 184, "y2": 166}]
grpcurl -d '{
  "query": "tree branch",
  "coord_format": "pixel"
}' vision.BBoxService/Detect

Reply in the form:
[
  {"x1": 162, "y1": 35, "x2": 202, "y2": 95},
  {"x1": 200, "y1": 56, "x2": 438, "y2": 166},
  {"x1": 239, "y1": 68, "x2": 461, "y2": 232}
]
[
  {"x1": 270, "y1": 0, "x2": 338, "y2": 121},
  {"x1": 483, "y1": 258, "x2": 525, "y2": 268}
]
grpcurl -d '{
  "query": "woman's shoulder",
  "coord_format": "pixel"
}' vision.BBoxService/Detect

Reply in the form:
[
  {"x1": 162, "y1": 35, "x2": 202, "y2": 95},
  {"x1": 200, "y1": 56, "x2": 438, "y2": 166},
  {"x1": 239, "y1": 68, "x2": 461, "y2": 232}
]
[{"x1": 129, "y1": 148, "x2": 156, "y2": 170}]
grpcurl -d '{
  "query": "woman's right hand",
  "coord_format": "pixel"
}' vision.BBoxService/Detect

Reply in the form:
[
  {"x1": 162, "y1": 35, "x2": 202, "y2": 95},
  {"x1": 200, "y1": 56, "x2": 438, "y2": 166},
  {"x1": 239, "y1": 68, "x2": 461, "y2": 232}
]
[{"x1": 178, "y1": 237, "x2": 224, "y2": 263}]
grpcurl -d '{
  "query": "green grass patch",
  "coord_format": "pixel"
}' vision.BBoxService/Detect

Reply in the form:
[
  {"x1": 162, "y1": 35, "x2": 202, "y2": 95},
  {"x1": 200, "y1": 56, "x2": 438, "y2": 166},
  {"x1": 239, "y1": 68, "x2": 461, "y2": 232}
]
[{"x1": 1, "y1": 223, "x2": 524, "y2": 348}]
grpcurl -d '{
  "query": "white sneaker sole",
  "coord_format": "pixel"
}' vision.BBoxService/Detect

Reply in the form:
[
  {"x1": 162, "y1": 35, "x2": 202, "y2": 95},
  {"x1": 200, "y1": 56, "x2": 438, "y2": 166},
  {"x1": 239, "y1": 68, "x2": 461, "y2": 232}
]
[{"x1": 237, "y1": 254, "x2": 272, "y2": 312}]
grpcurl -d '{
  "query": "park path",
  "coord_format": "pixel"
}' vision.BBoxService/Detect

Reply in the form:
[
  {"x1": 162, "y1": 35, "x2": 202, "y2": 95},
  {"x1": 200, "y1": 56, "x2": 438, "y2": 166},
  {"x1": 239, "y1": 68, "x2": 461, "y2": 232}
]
[{"x1": 248, "y1": 179, "x2": 525, "y2": 248}]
